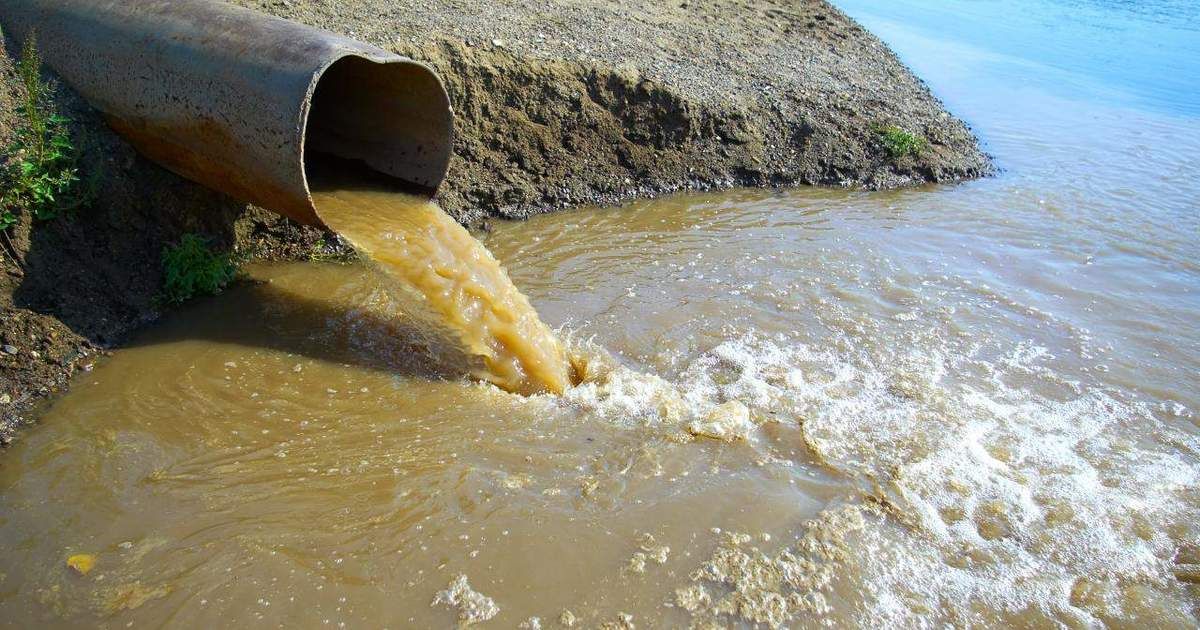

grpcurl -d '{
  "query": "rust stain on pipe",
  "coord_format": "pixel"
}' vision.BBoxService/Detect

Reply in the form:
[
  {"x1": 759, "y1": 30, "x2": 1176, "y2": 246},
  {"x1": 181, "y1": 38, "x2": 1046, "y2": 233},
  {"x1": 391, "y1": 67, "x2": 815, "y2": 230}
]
[{"x1": 0, "y1": 0, "x2": 454, "y2": 228}]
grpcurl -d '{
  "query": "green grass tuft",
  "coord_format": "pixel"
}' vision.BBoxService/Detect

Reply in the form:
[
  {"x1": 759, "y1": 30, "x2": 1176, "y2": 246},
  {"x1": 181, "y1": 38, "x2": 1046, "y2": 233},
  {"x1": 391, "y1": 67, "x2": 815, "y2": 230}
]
[
  {"x1": 160, "y1": 234, "x2": 237, "y2": 304},
  {"x1": 874, "y1": 124, "x2": 927, "y2": 159},
  {"x1": 1, "y1": 33, "x2": 81, "y2": 230},
  {"x1": 307, "y1": 238, "x2": 355, "y2": 264}
]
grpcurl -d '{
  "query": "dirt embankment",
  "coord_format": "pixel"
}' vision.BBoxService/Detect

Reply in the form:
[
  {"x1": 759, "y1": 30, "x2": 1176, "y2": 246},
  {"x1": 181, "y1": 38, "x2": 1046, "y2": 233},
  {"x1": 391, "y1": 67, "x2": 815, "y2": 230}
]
[
  {"x1": 240, "y1": 0, "x2": 991, "y2": 224},
  {"x1": 0, "y1": 0, "x2": 992, "y2": 443}
]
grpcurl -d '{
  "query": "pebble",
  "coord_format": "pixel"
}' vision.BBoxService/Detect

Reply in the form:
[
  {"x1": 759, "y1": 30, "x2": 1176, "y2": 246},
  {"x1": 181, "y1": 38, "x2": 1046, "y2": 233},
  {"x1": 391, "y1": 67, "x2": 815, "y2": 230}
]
[
  {"x1": 2, "y1": 345, "x2": 17, "y2": 355},
  {"x1": 0, "y1": 394, "x2": 10, "y2": 404},
  {"x1": 66, "y1": 553, "x2": 97, "y2": 576}
]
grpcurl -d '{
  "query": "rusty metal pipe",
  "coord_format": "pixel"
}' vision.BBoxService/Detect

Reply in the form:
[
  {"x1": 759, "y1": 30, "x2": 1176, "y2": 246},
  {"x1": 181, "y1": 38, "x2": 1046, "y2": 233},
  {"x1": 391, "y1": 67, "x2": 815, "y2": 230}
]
[{"x1": 0, "y1": 0, "x2": 454, "y2": 227}]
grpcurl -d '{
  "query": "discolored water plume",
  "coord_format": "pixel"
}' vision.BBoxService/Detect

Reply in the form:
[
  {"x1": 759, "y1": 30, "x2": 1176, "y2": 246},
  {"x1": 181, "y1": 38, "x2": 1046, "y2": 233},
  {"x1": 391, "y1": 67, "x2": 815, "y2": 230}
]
[{"x1": 309, "y1": 168, "x2": 574, "y2": 395}]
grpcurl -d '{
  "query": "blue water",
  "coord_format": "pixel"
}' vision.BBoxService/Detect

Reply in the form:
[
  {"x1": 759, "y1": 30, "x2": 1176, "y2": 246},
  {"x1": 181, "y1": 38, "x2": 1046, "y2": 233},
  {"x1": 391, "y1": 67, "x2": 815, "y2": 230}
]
[{"x1": 834, "y1": 0, "x2": 1200, "y2": 117}]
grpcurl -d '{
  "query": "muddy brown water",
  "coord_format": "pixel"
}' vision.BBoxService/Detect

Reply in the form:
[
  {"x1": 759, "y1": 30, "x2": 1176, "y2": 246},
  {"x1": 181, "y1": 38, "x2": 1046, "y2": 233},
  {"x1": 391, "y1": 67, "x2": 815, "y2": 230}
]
[
  {"x1": 2, "y1": 0, "x2": 1200, "y2": 627},
  {"x1": 310, "y1": 174, "x2": 574, "y2": 396}
]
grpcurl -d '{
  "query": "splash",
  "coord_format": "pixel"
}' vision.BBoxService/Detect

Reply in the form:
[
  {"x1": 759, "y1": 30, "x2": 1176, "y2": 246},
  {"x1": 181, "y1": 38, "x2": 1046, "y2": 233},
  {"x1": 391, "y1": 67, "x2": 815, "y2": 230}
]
[{"x1": 556, "y1": 331, "x2": 1200, "y2": 626}]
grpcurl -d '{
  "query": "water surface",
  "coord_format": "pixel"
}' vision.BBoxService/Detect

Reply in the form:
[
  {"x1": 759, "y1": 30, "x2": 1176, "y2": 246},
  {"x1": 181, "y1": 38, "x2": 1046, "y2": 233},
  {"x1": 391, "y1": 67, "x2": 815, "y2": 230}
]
[{"x1": 1, "y1": 0, "x2": 1198, "y2": 627}]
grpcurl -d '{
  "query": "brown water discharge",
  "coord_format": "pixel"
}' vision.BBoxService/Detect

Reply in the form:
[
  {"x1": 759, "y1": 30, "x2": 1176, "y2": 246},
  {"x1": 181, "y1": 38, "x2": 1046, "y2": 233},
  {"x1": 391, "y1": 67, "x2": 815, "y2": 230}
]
[{"x1": 309, "y1": 171, "x2": 573, "y2": 395}]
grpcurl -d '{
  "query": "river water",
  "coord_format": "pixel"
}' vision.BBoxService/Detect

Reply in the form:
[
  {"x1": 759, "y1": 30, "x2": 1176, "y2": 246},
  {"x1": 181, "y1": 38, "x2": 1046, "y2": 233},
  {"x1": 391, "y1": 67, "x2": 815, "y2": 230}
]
[{"x1": 1, "y1": 0, "x2": 1198, "y2": 627}]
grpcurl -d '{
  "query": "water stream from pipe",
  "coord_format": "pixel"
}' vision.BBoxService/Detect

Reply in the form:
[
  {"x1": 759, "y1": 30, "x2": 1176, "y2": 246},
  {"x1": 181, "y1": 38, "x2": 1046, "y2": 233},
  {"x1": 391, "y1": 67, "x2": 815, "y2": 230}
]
[{"x1": 309, "y1": 169, "x2": 575, "y2": 396}]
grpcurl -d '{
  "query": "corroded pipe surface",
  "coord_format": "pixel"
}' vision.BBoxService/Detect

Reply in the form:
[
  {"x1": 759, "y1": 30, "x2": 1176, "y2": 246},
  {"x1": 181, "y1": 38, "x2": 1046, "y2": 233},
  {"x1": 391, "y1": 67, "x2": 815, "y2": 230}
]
[{"x1": 0, "y1": 0, "x2": 454, "y2": 227}]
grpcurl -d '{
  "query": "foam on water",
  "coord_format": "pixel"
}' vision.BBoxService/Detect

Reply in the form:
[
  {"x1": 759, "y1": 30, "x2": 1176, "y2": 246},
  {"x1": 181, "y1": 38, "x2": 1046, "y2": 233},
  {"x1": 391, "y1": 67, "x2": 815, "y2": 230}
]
[{"x1": 555, "y1": 325, "x2": 1199, "y2": 625}]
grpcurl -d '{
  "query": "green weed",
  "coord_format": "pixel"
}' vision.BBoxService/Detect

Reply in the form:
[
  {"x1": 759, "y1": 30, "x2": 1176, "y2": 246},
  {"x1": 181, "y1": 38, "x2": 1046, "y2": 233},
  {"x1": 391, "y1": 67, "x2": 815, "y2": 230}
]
[
  {"x1": 307, "y1": 238, "x2": 355, "y2": 264},
  {"x1": 874, "y1": 124, "x2": 927, "y2": 159},
  {"x1": 160, "y1": 234, "x2": 237, "y2": 304},
  {"x1": 1, "y1": 33, "x2": 80, "y2": 229}
]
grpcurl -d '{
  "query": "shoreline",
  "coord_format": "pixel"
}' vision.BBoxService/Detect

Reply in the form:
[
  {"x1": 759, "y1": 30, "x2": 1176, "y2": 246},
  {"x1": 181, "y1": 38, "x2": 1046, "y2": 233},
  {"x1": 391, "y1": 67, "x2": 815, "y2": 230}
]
[{"x1": 0, "y1": 0, "x2": 991, "y2": 444}]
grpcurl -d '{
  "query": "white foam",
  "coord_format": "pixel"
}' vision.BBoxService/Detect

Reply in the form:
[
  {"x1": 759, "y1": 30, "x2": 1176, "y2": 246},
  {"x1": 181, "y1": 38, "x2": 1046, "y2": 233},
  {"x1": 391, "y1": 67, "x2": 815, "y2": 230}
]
[{"x1": 556, "y1": 329, "x2": 1200, "y2": 624}]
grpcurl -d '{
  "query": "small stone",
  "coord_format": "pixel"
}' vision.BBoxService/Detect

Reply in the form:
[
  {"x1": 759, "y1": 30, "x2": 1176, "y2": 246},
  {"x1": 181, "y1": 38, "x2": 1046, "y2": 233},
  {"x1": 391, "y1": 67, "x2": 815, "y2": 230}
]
[
  {"x1": 67, "y1": 554, "x2": 96, "y2": 576},
  {"x1": 492, "y1": 38, "x2": 505, "y2": 48},
  {"x1": 292, "y1": 364, "x2": 303, "y2": 373},
  {"x1": 2, "y1": 345, "x2": 17, "y2": 355},
  {"x1": 0, "y1": 394, "x2": 10, "y2": 405},
  {"x1": 559, "y1": 610, "x2": 577, "y2": 627}
]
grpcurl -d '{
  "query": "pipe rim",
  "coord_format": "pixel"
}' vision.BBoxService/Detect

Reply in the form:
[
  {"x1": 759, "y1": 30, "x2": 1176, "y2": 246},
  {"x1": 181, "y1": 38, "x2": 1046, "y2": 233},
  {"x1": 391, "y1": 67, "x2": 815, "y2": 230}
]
[{"x1": 298, "y1": 51, "x2": 455, "y2": 227}]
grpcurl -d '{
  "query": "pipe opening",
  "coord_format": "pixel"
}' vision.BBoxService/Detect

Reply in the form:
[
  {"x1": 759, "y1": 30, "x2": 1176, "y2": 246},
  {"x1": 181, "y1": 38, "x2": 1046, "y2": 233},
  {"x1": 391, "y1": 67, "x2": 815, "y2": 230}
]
[{"x1": 304, "y1": 55, "x2": 453, "y2": 198}]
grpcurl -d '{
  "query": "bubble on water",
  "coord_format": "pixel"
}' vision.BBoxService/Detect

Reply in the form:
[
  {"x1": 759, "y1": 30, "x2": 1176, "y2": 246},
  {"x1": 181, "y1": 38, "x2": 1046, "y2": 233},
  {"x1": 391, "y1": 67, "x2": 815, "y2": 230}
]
[
  {"x1": 686, "y1": 401, "x2": 753, "y2": 442},
  {"x1": 674, "y1": 583, "x2": 712, "y2": 612},
  {"x1": 430, "y1": 574, "x2": 498, "y2": 625},
  {"x1": 624, "y1": 533, "x2": 670, "y2": 576},
  {"x1": 681, "y1": 505, "x2": 866, "y2": 628},
  {"x1": 557, "y1": 329, "x2": 1198, "y2": 625},
  {"x1": 695, "y1": 333, "x2": 1199, "y2": 626}
]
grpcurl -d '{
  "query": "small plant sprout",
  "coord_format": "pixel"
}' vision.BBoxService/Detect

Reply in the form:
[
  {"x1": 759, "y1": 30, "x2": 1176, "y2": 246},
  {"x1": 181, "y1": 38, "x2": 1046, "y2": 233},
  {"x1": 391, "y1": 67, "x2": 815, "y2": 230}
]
[
  {"x1": 160, "y1": 234, "x2": 237, "y2": 304},
  {"x1": 874, "y1": 124, "x2": 928, "y2": 159}
]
